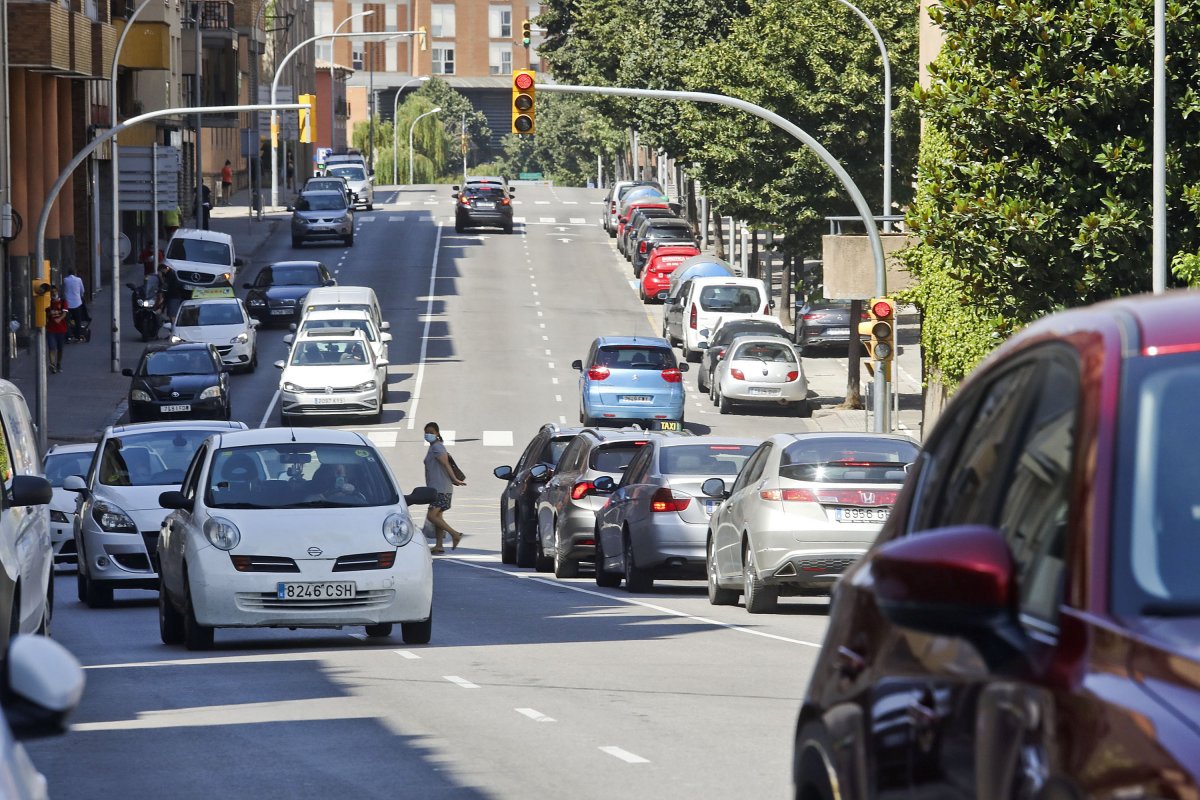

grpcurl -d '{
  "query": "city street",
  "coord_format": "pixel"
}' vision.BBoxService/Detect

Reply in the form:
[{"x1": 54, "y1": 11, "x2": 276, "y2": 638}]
[{"x1": 28, "y1": 183, "x2": 922, "y2": 798}]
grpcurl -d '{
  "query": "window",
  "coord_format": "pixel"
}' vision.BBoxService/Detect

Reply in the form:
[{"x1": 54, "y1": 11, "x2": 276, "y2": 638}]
[
  {"x1": 618, "y1": 446, "x2": 653, "y2": 487},
  {"x1": 660, "y1": 444, "x2": 758, "y2": 477},
  {"x1": 352, "y1": 48, "x2": 364, "y2": 71},
  {"x1": 97, "y1": 430, "x2": 215, "y2": 487},
  {"x1": 432, "y1": 46, "x2": 455, "y2": 75},
  {"x1": 489, "y1": 44, "x2": 513, "y2": 75},
  {"x1": 590, "y1": 442, "x2": 649, "y2": 473},
  {"x1": 430, "y1": 4, "x2": 455, "y2": 37},
  {"x1": 181, "y1": 445, "x2": 208, "y2": 503},
  {"x1": 732, "y1": 443, "x2": 771, "y2": 494},
  {"x1": 556, "y1": 438, "x2": 586, "y2": 476},
  {"x1": 314, "y1": 3, "x2": 333, "y2": 62},
  {"x1": 206, "y1": 444, "x2": 398, "y2": 509},
  {"x1": 489, "y1": 6, "x2": 513, "y2": 38}
]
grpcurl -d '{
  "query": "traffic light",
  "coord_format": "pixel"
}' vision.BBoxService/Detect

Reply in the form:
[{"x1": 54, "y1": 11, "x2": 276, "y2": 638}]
[
  {"x1": 511, "y1": 69, "x2": 536, "y2": 134},
  {"x1": 31, "y1": 277, "x2": 51, "y2": 328},
  {"x1": 858, "y1": 297, "x2": 896, "y2": 381},
  {"x1": 521, "y1": 19, "x2": 532, "y2": 47},
  {"x1": 298, "y1": 93, "x2": 316, "y2": 143}
]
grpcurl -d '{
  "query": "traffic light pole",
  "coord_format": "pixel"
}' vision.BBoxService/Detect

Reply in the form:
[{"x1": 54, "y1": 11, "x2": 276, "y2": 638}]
[{"x1": 536, "y1": 82, "x2": 891, "y2": 432}]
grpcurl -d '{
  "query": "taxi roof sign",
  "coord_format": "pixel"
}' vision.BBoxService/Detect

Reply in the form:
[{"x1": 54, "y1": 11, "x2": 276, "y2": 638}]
[{"x1": 190, "y1": 287, "x2": 236, "y2": 300}]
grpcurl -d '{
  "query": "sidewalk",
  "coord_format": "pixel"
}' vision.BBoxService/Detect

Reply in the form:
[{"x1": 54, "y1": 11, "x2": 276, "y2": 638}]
[{"x1": 8, "y1": 187, "x2": 286, "y2": 446}]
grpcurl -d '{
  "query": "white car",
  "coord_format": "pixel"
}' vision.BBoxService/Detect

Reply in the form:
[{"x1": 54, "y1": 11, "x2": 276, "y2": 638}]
[
  {"x1": 711, "y1": 335, "x2": 811, "y2": 417},
  {"x1": 284, "y1": 308, "x2": 391, "y2": 381},
  {"x1": 163, "y1": 229, "x2": 242, "y2": 292},
  {"x1": 705, "y1": 432, "x2": 919, "y2": 613},
  {"x1": 665, "y1": 276, "x2": 775, "y2": 361},
  {"x1": 169, "y1": 297, "x2": 259, "y2": 373},
  {"x1": 275, "y1": 329, "x2": 387, "y2": 425},
  {"x1": 324, "y1": 162, "x2": 373, "y2": 210},
  {"x1": 156, "y1": 428, "x2": 436, "y2": 650},
  {"x1": 42, "y1": 443, "x2": 96, "y2": 570}
]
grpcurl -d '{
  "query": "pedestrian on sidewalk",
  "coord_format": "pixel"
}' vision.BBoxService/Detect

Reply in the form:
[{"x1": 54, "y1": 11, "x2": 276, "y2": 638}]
[
  {"x1": 163, "y1": 206, "x2": 181, "y2": 240},
  {"x1": 195, "y1": 184, "x2": 212, "y2": 230},
  {"x1": 46, "y1": 285, "x2": 68, "y2": 373},
  {"x1": 286, "y1": 153, "x2": 295, "y2": 191},
  {"x1": 422, "y1": 422, "x2": 466, "y2": 554},
  {"x1": 221, "y1": 160, "x2": 233, "y2": 205},
  {"x1": 62, "y1": 269, "x2": 90, "y2": 342}
]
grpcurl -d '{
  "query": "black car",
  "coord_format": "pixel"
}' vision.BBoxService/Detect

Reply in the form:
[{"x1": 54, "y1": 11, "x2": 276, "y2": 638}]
[
  {"x1": 794, "y1": 297, "x2": 868, "y2": 352},
  {"x1": 243, "y1": 261, "x2": 336, "y2": 326},
  {"x1": 453, "y1": 183, "x2": 515, "y2": 233},
  {"x1": 620, "y1": 206, "x2": 678, "y2": 257},
  {"x1": 122, "y1": 343, "x2": 230, "y2": 423},
  {"x1": 493, "y1": 424, "x2": 582, "y2": 567},
  {"x1": 697, "y1": 318, "x2": 791, "y2": 393},
  {"x1": 631, "y1": 217, "x2": 696, "y2": 277}
]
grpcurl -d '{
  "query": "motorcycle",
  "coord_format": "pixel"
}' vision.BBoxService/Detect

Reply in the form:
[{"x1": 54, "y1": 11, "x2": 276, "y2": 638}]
[{"x1": 126, "y1": 282, "x2": 163, "y2": 342}]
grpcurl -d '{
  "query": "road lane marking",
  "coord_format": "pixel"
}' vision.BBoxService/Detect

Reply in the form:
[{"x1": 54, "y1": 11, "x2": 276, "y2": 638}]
[
  {"x1": 600, "y1": 746, "x2": 649, "y2": 764},
  {"x1": 516, "y1": 708, "x2": 556, "y2": 723},
  {"x1": 365, "y1": 429, "x2": 399, "y2": 447},
  {"x1": 559, "y1": 415, "x2": 566, "y2": 424},
  {"x1": 535, "y1": 200, "x2": 550, "y2": 205},
  {"x1": 441, "y1": 429, "x2": 457, "y2": 445},
  {"x1": 570, "y1": 217, "x2": 586, "y2": 224},
  {"x1": 548, "y1": 362, "x2": 555, "y2": 369},
  {"x1": 407, "y1": 222, "x2": 445, "y2": 429},
  {"x1": 442, "y1": 559, "x2": 822, "y2": 648},
  {"x1": 259, "y1": 387, "x2": 282, "y2": 429},
  {"x1": 394, "y1": 650, "x2": 421, "y2": 659},
  {"x1": 482, "y1": 430, "x2": 514, "y2": 447},
  {"x1": 554, "y1": 395, "x2": 562, "y2": 402},
  {"x1": 551, "y1": 377, "x2": 559, "y2": 385},
  {"x1": 514, "y1": 216, "x2": 527, "y2": 223},
  {"x1": 444, "y1": 676, "x2": 480, "y2": 689}
]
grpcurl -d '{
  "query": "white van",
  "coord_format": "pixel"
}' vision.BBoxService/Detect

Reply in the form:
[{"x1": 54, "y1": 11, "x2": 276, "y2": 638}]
[
  {"x1": 300, "y1": 286, "x2": 388, "y2": 334},
  {"x1": 164, "y1": 229, "x2": 244, "y2": 292},
  {"x1": 665, "y1": 276, "x2": 775, "y2": 361}
]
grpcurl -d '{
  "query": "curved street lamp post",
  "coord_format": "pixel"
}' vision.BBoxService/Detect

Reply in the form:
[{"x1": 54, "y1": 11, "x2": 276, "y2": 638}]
[
  {"x1": 408, "y1": 107, "x2": 442, "y2": 185},
  {"x1": 392, "y1": 77, "x2": 430, "y2": 185}
]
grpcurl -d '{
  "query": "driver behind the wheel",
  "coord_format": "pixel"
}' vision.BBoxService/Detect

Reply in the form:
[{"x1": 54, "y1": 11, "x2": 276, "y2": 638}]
[{"x1": 306, "y1": 462, "x2": 358, "y2": 501}]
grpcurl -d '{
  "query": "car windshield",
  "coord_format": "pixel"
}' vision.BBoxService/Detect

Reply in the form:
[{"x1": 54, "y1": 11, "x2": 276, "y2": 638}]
[
  {"x1": 328, "y1": 165, "x2": 366, "y2": 181},
  {"x1": 591, "y1": 442, "x2": 649, "y2": 472},
  {"x1": 593, "y1": 345, "x2": 676, "y2": 370},
  {"x1": 732, "y1": 341, "x2": 797, "y2": 363},
  {"x1": 779, "y1": 437, "x2": 919, "y2": 483},
  {"x1": 140, "y1": 350, "x2": 217, "y2": 376},
  {"x1": 700, "y1": 285, "x2": 762, "y2": 313},
  {"x1": 297, "y1": 194, "x2": 346, "y2": 211},
  {"x1": 660, "y1": 444, "x2": 757, "y2": 476},
  {"x1": 98, "y1": 429, "x2": 216, "y2": 486},
  {"x1": 262, "y1": 265, "x2": 323, "y2": 286},
  {"x1": 177, "y1": 302, "x2": 243, "y2": 327},
  {"x1": 290, "y1": 340, "x2": 368, "y2": 366},
  {"x1": 205, "y1": 444, "x2": 399, "y2": 509},
  {"x1": 302, "y1": 318, "x2": 375, "y2": 341},
  {"x1": 44, "y1": 450, "x2": 94, "y2": 486},
  {"x1": 166, "y1": 238, "x2": 231, "y2": 265}
]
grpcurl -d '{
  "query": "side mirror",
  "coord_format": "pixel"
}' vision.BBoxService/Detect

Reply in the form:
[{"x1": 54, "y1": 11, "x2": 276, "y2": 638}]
[
  {"x1": 249, "y1": 319, "x2": 260, "y2": 328},
  {"x1": 125, "y1": 282, "x2": 136, "y2": 291},
  {"x1": 570, "y1": 359, "x2": 583, "y2": 371},
  {"x1": 377, "y1": 359, "x2": 389, "y2": 368},
  {"x1": 158, "y1": 490, "x2": 190, "y2": 510},
  {"x1": 273, "y1": 360, "x2": 285, "y2": 370},
  {"x1": 451, "y1": 192, "x2": 459, "y2": 199},
  {"x1": 234, "y1": 258, "x2": 245, "y2": 268},
  {"x1": 121, "y1": 368, "x2": 134, "y2": 377},
  {"x1": 529, "y1": 463, "x2": 551, "y2": 481},
  {"x1": 242, "y1": 282, "x2": 254, "y2": 289},
  {"x1": 4, "y1": 635, "x2": 85, "y2": 740},
  {"x1": 701, "y1": 477, "x2": 728, "y2": 498},
  {"x1": 288, "y1": 323, "x2": 298, "y2": 332},
  {"x1": 10, "y1": 475, "x2": 52, "y2": 506},
  {"x1": 769, "y1": 300, "x2": 776, "y2": 309},
  {"x1": 507, "y1": 187, "x2": 516, "y2": 194},
  {"x1": 324, "y1": 279, "x2": 336, "y2": 287},
  {"x1": 404, "y1": 486, "x2": 438, "y2": 506},
  {"x1": 493, "y1": 465, "x2": 513, "y2": 481},
  {"x1": 593, "y1": 475, "x2": 615, "y2": 492},
  {"x1": 451, "y1": 185, "x2": 460, "y2": 192},
  {"x1": 380, "y1": 321, "x2": 391, "y2": 331},
  {"x1": 381, "y1": 333, "x2": 393, "y2": 343},
  {"x1": 678, "y1": 363, "x2": 689, "y2": 373},
  {"x1": 697, "y1": 342, "x2": 710, "y2": 350},
  {"x1": 283, "y1": 334, "x2": 294, "y2": 344},
  {"x1": 62, "y1": 475, "x2": 88, "y2": 494},
  {"x1": 285, "y1": 205, "x2": 294, "y2": 212}
]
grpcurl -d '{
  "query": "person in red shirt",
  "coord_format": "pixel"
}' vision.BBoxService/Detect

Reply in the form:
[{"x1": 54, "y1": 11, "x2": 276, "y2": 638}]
[
  {"x1": 46, "y1": 284, "x2": 69, "y2": 373},
  {"x1": 221, "y1": 160, "x2": 233, "y2": 205}
]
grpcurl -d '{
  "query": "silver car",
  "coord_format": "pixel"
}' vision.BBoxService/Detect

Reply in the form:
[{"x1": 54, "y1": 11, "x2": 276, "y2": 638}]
[
  {"x1": 325, "y1": 162, "x2": 373, "y2": 210},
  {"x1": 705, "y1": 432, "x2": 919, "y2": 613},
  {"x1": 592, "y1": 437, "x2": 759, "y2": 592},
  {"x1": 290, "y1": 190, "x2": 354, "y2": 247},
  {"x1": 43, "y1": 442, "x2": 96, "y2": 570},
  {"x1": 711, "y1": 335, "x2": 811, "y2": 417},
  {"x1": 64, "y1": 420, "x2": 247, "y2": 608}
]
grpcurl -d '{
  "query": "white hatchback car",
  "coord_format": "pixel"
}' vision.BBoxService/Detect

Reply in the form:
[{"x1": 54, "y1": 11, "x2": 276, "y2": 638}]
[
  {"x1": 43, "y1": 442, "x2": 96, "y2": 570},
  {"x1": 170, "y1": 297, "x2": 259, "y2": 373},
  {"x1": 284, "y1": 309, "x2": 391, "y2": 397},
  {"x1": 665, "y1": 276, "x2": 774, "y2": 361},
  {"x1": 275, "y1": 328, "x2": 387, "y2": 425},
  {"x1": 711, "y1": 335, "x2": 811, "y2": 417},
  {"x1": 155, "y1": 428, "x2": 436, "y2": 649}
]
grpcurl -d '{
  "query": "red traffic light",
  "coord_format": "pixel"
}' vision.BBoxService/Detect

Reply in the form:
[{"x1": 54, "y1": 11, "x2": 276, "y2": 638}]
[
  {"x1": 871, "y1": 299, "x2": 893, "y2": 319},
  {"x1": 514, "y1": 72, "x2": 534, "y2": 91}
]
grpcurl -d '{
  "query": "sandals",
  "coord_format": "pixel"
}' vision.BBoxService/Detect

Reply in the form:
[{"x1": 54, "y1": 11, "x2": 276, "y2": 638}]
[
  {"x1": 430, "y1": 547, "x2": 445, "y2": 555},
  {"x1": 450, "y1": 532, "x2": 463, "y2": 550}
]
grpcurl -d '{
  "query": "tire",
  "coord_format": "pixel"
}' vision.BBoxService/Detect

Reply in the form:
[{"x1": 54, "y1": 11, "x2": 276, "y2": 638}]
[
  {"x1": 37, "y1": 574, "x2": 52, "y2": 637},
  {"x1": 76, "y1": 569, "x2": 86, "y2": 603},
  {"x1": 697, "y1": 368, "x2": 708, "y2": 393},
  {"x1": 515, "y1": 513, "x2": 537, "y2": 568},
  {"x1": 685, "y1": 348, "x2": 701, "y2": 363},
  {"x1": 364, "y1": 623, "x2": 393, "y2": 638},
  {"x1": 344, "y1": 234, "x2": 354, "y2": 246},
  {"x1": 454, "y1": 221, "x2": 465, "y2": 233},
  {"x1": 159, "y1": 585, "x2": 185, "y2": 645},
  {"x1": 623, "y1": 536, "x2": 653, "y2": 593},
  {"x1": 719, "y1": 389, "x2": 733, "y2": 415},
  {"x1": 500, "y1": 524, "x2": 517, "y2": 565},
  {"x1": 366, "y1": 203, "x2": 373, "y2": 211},
  {"x1": 534, "y1": 539, "x2": 554, "y2": 573},
  {"x1": 707, "y1": 537, "x2": 738, "y2": 605},
  {"x1": 183, "y1": 574, "x2": 214, "y2": 651},
  {"x1": 82, "y1": 571, "x2": 113, "y2": 609},
  {"x1": 292, "y1": 236, "x2": 302, "y2": 248},
  {"x1": 594, "y1": 534, "x2": 622, "y2": 588},
  {"x1": 401, "y1": 614, "x2": 432, "y2": 645},
  {"x1": 248, "y1": 349, "x2": 258, "y2": 373},
  {"x1": 504, "y1": 223, "x2": 514, "y2": 234},
  {"x1": 553, "y1": 531, "x2": 578, "y2": 579},
  {"x1": 794, "y1": 720, "x2": 839, "y2": 800},
  {"x1": 794, "y1": 400, "x2": 813, "y2": 418},
  {"x1": 743, "y1": 542, "x2": 778, "y2": 614}
]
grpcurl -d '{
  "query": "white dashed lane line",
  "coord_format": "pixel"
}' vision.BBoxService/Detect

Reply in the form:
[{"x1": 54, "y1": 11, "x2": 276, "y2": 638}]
[
  {"x1": 394, "y1": 650, "x2": 421, "y2": 660},
  {"x1": 444, "y1": 676, "x2": 480, "y2": 689},
  {"x1": 516, "y1": 708, "x2": 556, "y2": 723},
  {"x1": 600, "y1": 746, "x2": 649, "y2": 764}
]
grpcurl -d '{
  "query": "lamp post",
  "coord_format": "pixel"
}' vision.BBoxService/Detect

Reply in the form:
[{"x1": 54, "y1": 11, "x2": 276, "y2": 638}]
[
  {"x1": 248, "y1": 0, "x2": 271, "y2": 214},
  {"x1": 409, "y1": 107, "x2": 442, "y2": 185},
  {"x1": 329, "y1": 10, "x2": 375, "y2": 157},
  {"x1": 1152, "y1": 0, "x2": 1166, "y2": 293},
  {"x1": 392, "y1": 76, "x2": 430, "y2": 185}
]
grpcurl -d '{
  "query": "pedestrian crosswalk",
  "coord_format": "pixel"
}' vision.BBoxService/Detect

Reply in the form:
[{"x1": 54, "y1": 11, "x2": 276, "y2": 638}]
[{"x1": 369, "y1": 212, "x2": 596, "y2": 227}]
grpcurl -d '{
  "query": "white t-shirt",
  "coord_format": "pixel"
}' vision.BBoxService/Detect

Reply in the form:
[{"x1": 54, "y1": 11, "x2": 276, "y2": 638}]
[{"x1": 63, "y1": 274, "x2": 85, "y2": 309}]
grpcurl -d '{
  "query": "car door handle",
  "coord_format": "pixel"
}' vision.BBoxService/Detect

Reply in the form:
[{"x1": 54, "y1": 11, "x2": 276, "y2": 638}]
[{"x1": 834, "y1": 646, "x2": 866, "y2": 679}]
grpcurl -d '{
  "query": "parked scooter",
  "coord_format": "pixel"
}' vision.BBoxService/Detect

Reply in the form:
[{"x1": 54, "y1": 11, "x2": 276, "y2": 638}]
[{"x1": 126, "y1": 282, "x2": 163, "y2": 342}]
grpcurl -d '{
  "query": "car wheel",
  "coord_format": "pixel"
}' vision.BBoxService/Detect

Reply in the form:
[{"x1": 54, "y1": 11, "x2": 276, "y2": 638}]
[
  {"x1": 37, "y1": 574, "x2": 52, "y2": 636},
  {"x1": 500, "y1": 516, "x2": 517, "y2": 564},
  {"x1": 515, "y1": 514, "x2": 537, "y2": 568},
  {"x1": 794, "y1": 400, "x2": 813, "y2": 418},
  {"x1": 697, "y1": 368, "x2": 708, "y2": 393},
  {"x1": 76, "y1": 568, "x2": 86, "y2": 603},
  {"x1": 183, "y1": 573, "x2": 214, "y2": 651},
  {"x1": 248, "y1": 349, "x2": 258, "y2": 373},
  {"x1": 623, "y1": 536, "x2": 653, "y2": 593},
  {"x1": 794, "y1": 720, "x2": 839, "y2": 800},
  {"x1": 707, "y1": 537, "x2": 738, "y2": 605},
  {"x1": 345, "y1": 233, "x2": 354, "y2": 246},
  {"x1": 718, "y1": 388, "x2": 733, "y2": 415},
  {"x1": 401, "y1": 614, "x2": 432, "y2": 645},
  {"x1": 454, "y1": 221, "x2": 465, "y2": 233},
  {"x1": 534, "y1": 536, "x2": 554, "y2": 573},
  {"x1": 504, "y1": 223, "x2": 514, "y2": 234},
  {"x1": 366, "y1": 203, "x2": 373, "y2": 211},
  {"x1": 743, "y1": 542, "x2": 778, "y2": 614},
  {"x1": 685, "y1": 348, "x2": 701, "y2": 364},
  {"x1": 594, "y1": 531, "x2": 622, "y2": 588},
  {"x1": 292, "y1": 236, "x2": 302, "y2": 248},
  {"x1": 83, "y1": 570, "x2": 113, "y2": 609},
  {"x1": 364, "y1": 623, "x2": 393, "y2": 638},
  {"x1": 553, "y1": 530, "x2": 579, "y2": 579},
  {"x1": 159, "y1": 584, "x2": 185, "y2": 645}
]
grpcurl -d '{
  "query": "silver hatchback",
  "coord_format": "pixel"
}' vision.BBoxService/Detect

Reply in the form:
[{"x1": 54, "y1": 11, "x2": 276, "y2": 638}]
[{"x1": 290, "y1": 190, "x2": 354, "y2": 247}]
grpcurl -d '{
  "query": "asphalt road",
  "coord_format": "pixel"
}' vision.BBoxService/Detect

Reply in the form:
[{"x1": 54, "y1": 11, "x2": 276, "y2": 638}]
[{"x1": 28, "y1": 183, "x2": 919, "y2": 798}]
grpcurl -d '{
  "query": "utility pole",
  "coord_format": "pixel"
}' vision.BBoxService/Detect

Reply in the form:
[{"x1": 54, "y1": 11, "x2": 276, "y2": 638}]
[
  {"x1": 461, "y1": 112, "x2": 467, "y2": 183},
  {"x1": 193, "y1": 2, "x2": 204, "y2": 230}
]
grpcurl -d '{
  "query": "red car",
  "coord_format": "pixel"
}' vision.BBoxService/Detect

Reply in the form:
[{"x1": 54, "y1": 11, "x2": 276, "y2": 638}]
[
  {"x1": 794, "y1": 291, "x2": 1200, "y2": 798},
  {"x1": 640, "y1": 245, "x2": 700, "y2": 303}
]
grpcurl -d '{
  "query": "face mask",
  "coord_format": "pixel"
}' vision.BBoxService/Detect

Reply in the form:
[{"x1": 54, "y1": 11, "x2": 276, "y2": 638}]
[{"x1": 423, "y1": 433, "x2": 438, "y2": 443}]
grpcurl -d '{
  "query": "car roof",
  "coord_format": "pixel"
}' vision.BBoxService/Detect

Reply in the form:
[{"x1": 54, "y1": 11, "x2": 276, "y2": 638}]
[
  {"x1": 298, "y1": 190, "x2": 345, "y2": 199},
  {"x1": 209, "y1": 427, "x2": 373, "y2": 448},
  {"x1": 653, "y1": 436, "x2": 760, "y2": 449},
  {"x1": 727, "y1": 334, "x2": 797, "y2": 348},
  {"x1": 142, "y1": 341, "x2": 215, "y2": 354},
  {"x1": 179, "y1": 296, "x2": 240, "y2": 307},
  {"x1": 306, "y1": 175, "x2": 348, "y2": 184},
  {"x1": 673, "y1": 257, "x2": 736, "y2": 281},
  {"x1": 263, "y1": 260, "x2": 324, "y2": 270},
  {"x1": 580, "y1": 427, "x2": 679, "y2": 443},
  {"x1": 466, "y1": 175, "x2": 505, "y2": 184},
  {"x1": 592, "y1": 335, "x2": 673, "y2": 348},
  {"x1": 295, "y1": 327, "x2": 369, "y2": 342},
  {"x1": 689, "y1": 276, "x2": 765, "y2": 289},
  {"x1": 306, "y1": 286, "x2": 377, "y2": 303},
  {"x1": 774, "y1": 431, "x2": 919, "y2": 447},
  {"x1": 303, "y1": 308, "x2": 372, "y2": 321},
  {"x1": 168, "y1": 228, "x2": 234, "y2": 244},
  {"x1": 45, "y1": 442, "x2": 97, "y2": 456},
  {"x1": 106, "y1": 420, "x2": 247, "y2": 437},
  {"x1": 647, "y1": 217, "x2": 690, "y2": 227}
]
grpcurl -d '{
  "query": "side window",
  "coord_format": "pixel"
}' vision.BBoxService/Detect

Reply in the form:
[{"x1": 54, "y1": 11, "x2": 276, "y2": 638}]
[
  {"x1": 0, "y1": 418, "x2": 12, "y2": 510},
  {"x1": 0, "y1": 397, "x2": 37, "y2": 476},
  {"x1": 556, "y1": 438, "x2": 585, "y2": 477},
  {"x1": 619, "y1": 446, "x2": 652, "y2": 487},
  {"x1": 515, "y1": 433, "x2": 545, "y2": 472},
  {"x1": 732, "y1": 443, "x2": 770, "y2": 493},
  {"x1": 181, "y1": 445, "x2": 208, "y2": 503}
]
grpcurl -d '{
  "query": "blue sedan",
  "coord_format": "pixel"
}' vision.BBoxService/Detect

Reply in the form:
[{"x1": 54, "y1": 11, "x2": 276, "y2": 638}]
[{"x1": 572, "y1": 336, "x2": 688, "y2": 427}]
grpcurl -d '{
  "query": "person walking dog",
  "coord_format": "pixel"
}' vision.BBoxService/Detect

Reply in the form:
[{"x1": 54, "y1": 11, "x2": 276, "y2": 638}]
[{"x1": 422, "y1": 422, "x2": 466, "y2": 553}]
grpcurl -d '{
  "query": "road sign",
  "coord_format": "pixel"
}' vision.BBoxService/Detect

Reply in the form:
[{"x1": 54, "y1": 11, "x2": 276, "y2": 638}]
[
  {"x1": 519, "y1": 172, "x2": 543, "y2": 180},
  {"x1": 118, "y1": 146, "x2": 181, "y2": 211}
]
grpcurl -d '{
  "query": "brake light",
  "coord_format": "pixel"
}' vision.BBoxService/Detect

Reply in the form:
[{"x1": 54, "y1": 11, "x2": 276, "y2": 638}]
[
  {"x1": 803, "y1": 313, "x2": 818, "y2": 320},
  {"x1": 730, "y1": 368, "x2": 745, "y2": 380},
  {"x1": 460, "y1": 196, "x2": 470, "y2": 206},
  {"x1": 760, "y1": 488, "x2": 818, "y2": 502},
  {"x1": 571, "y1": 481, "x2": 595, "y2": 500},
  {"x1": 500, "y1": 197, "x2": 511, "y2": 205},
  {"x1": 639, "y1": 241, "x2": 647, "y2": 253},
  {"x1": 650, "y1": 487, "x2": 691, "y2": 513},
  {"x1": 587, "y1": 366, "x2": 611, "y2": 381},
  {"x1": 786, "y1": 371, "x2": 799, "y2": 382},
  {"x1": 661, "y1": 368, "x2": 682, "y2": 383},
  {"x1": 689, "y1": 304, "x2": 697, "y2": 329}
]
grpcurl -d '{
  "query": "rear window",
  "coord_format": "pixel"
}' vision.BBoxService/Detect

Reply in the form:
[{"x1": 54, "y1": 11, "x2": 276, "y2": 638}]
[
  {"x1": 592, "y1": 345, "x2": 677, "y2": 370},
  {"x1": 650, "y1": 225, "x2": 692, "y2": 237},
  {"x1": 660, "y1": 444, "x2": 757, "y2": 476},
  {"x1": 591, "y1": 441, "x2": 649, "y2": 473},
  {"x1": 465, "y1": 186, "x2": 506, "y2": 198},
  {"x1": 714, "y1": 322, "x2": 787, "y2": 345},
  {"x1": 699, "y1": 285, "x2": 762, "y2": 313},
  {"x1": 731, "y1": 341, "x2": 796, "y2": 363},
  {"x1": 780, "y1": 437, "x2": 919, "y2": 483},
  {"x1": 549, "y1": 437, "x2": 574, "y2": 466}
]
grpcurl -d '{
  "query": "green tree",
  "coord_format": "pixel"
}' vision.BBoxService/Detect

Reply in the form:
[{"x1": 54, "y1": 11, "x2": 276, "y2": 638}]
[
  {"x1": 412, "y1": 78, "x2": 491, "y2": 150},
  {"x1": 485, "y1": 93, "x2": 625, "y2": 185}
]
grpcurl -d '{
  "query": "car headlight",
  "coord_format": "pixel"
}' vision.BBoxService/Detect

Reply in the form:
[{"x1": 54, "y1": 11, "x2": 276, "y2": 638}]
[
  {"x1": 203, "y1": 516, "x2": 241, "y2": 550},
  {"x1": 382, "y1": 513, "x2": 413, "y2": 547},
  {"x1": 282, "y1": 381, "x2": 302, "y2": 393},
  {"x1": 355, "y1": 380, "x2": 377, "y2": 392},
  {"x1": 169, "y1": 336, "x2": 183, "y2": 344},
  {"x1": 198, "y1": 385, "x2": 224, "y2": 400},
  {"x1": 92, "y1": 501, "x2": 137, "y2": 533},
  {"x1": 50, "y1": 509, "x2": 69, "y2": 523},
  {"x1": 130, "y1": 389, "x2": 152, "y2": 402},
  {"x1": 248, "y1": 298, "x2": 266, "y2": 307},
  {"x1": 231, "y1": 332, "x2": 248, "y2": 344}
]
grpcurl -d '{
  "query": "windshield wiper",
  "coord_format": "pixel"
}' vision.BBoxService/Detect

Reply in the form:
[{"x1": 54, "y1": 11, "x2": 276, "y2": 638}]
[
  {"x1": 212, "y1": 502, "x2": 270, "y2": 509},
  {"x1": 1139, "y1": 602, "x2": 1200, "y2": 617}
]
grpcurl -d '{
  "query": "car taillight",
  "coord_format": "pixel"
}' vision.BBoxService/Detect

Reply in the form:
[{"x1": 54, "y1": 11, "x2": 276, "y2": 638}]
[
  {"x1": 571, "y1": 481, "x2": 595, "y2": 500},
  {"x1": 760, "y1": 488, "x2": 818, "y2": 502},
  {"x1": 817, "y1": 489, "x2": 899, "y2": 506},
  {"x1": 650, "y1": 487, "x2": 691, "y2": 513},
  {"x1": 460, "y1": 196, "x2": 471, "y2": 205},
  {"x1": 730, "y1": 368, "x2": 745, "y2": 380},
  {"x1": 661, "y1": 368, "x2": 682, "y2": 383},
  {"x1": 587, "y1": 366, "x2": 610, "y2": 380},
  {"x1": 689, "y1": 304, "x2": 697, "y2": 329},
  {"x1": 786, "y1": 371, "x2": 799, "y2": 382},
  {"x1": 803, "y1": 313, "x2": 818, "y2": 320},
  {"x1": 716, "y1": 347, "x2": 727, "y2": 360},
  {"x1": 500, "y1": 197, "x2": 511, "y2": 205}
]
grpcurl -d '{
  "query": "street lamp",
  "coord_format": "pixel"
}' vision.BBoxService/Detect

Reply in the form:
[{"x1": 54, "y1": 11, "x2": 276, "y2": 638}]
[
  {"x1": 329, "y1": 9, "x2": 375, "y2": 157},
  {"x1": 409, "y1": 107, "x2": 442, "y2": 185},
  {"x1": 392, "y1": 77, "x2": 430, "y2": 185}
]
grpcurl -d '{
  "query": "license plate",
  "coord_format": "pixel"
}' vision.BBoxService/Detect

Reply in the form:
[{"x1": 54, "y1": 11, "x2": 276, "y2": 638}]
[
  {"x1": 749, "y1": 387, "x2": 781, "y2": 396},
  {"x1": 476, "y1": 202, "x2": 496, "y2": 209},
  {"x1": 161, "y1": 404, "x2": 191, "y2": 413},
  {"x1": 313, "y1": 396, "x2": 342, "y2": 405},
  {"x1": 834, "y1": 506, "x2": 890, "y2": 523},
  {"x1": 825, "y1": 327, "x2": 850, "y2": 337},
  {"x1": 276, "y1": 581, "x2": 356, "y2": 600},
  {"x1": 271, "y1": 308, "x2": 293, "y2": 315},
  {"x1": 621, "y1": 395, "x2": 652, "y2": 403}
]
